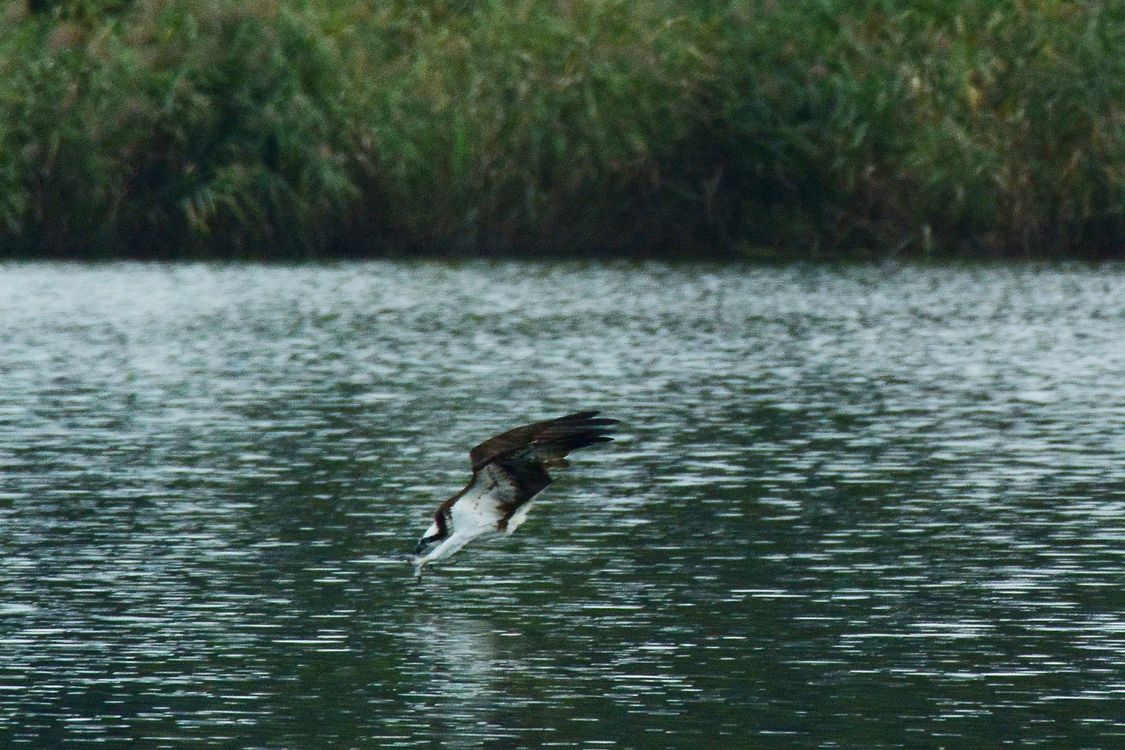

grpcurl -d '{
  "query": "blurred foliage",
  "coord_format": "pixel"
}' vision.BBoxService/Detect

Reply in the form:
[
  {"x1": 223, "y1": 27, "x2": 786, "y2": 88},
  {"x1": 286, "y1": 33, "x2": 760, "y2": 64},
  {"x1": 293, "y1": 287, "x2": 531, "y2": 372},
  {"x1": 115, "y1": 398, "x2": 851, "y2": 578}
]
[{"x1": 0, "y1": 0, "x2": 1122, "y2": 258}]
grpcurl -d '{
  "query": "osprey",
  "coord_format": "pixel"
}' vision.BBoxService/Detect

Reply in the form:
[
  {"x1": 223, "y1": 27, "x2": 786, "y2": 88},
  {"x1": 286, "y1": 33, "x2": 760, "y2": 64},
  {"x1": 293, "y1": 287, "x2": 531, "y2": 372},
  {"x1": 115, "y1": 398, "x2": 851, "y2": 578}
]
[{"x1": 411, "y1": 411, "x2": 617, "y2": 576}]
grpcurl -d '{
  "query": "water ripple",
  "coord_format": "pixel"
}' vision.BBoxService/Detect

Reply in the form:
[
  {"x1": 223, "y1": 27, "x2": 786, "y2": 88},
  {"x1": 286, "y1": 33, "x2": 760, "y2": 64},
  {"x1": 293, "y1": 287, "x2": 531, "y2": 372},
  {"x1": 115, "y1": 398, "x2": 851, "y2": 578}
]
[{"x1": 0, "y1": 262, "x2": 1122, "y2": 747}]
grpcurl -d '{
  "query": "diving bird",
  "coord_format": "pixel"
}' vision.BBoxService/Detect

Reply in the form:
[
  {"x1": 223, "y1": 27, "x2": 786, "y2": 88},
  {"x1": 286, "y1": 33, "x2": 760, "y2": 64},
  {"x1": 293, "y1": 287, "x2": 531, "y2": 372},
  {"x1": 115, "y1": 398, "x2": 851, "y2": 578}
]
[{"x1": 411, "y1": 411, "x2": 617, "y2": 576}]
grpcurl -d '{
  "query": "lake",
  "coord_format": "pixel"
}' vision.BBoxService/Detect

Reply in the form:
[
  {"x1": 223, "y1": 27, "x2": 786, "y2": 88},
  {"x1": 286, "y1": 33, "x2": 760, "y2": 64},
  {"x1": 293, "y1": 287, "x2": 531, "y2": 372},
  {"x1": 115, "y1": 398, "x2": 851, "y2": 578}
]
[{"x1": 1, "y1": 261, "x2": 1122, "y2": 748}]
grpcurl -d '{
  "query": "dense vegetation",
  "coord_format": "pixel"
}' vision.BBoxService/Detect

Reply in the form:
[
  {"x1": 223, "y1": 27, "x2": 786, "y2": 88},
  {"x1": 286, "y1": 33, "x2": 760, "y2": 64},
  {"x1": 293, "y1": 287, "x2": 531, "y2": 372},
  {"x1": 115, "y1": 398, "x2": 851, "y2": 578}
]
[{"x1": 1, "y1": 0, "x2": 1122, "y2": 259}]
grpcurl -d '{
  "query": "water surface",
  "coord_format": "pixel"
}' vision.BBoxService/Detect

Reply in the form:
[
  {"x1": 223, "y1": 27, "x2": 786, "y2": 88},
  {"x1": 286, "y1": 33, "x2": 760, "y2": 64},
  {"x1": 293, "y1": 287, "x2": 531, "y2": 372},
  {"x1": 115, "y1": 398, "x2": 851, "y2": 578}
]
[{"x1": 1, "y1": 262, "x2": 1122, "y2": 748}]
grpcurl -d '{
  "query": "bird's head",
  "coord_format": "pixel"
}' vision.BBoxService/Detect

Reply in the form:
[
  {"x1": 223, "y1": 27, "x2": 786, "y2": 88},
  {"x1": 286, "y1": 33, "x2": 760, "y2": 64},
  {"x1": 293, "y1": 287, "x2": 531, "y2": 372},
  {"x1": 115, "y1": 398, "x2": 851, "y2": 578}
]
[{"x1": 413, "y1": 512, "x2": 447, "y2": 556}]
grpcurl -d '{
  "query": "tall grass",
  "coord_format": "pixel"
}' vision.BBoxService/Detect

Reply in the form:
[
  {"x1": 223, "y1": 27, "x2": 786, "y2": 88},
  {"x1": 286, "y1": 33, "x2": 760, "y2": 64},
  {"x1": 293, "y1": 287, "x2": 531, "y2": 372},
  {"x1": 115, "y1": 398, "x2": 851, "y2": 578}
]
[
  {"x1": 0, "y1": 0, "x2": 1121, "y2": 258},
  {"x1": 344, "y1": 0, "x2": 722, "y2": 255},
  {"x1": 714, "y1": 0, "x2": 1125, "y2": 257}
]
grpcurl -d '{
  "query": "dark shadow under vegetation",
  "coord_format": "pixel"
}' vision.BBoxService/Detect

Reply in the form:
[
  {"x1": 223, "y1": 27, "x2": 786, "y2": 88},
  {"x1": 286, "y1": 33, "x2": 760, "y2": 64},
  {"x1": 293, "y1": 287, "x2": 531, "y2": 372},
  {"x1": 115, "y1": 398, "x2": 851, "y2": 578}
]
[{"x1": 1, "y1": 0, "x2": 1123, "y2": 260}]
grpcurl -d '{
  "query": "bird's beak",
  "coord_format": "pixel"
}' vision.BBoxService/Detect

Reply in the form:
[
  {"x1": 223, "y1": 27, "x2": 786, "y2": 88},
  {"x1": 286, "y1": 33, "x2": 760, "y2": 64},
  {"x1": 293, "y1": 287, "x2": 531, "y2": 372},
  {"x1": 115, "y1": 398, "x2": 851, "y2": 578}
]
[{"x1": 413, "y1": 538, "x2": 431, "y2": 556}]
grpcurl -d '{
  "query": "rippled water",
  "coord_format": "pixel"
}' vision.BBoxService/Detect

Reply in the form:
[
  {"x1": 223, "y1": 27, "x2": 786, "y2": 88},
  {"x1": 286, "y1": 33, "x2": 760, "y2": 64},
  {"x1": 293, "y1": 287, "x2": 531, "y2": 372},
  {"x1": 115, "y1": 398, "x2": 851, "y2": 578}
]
[{"x1": 1, "y1": 262, "x2": 1122, "y2": 748}]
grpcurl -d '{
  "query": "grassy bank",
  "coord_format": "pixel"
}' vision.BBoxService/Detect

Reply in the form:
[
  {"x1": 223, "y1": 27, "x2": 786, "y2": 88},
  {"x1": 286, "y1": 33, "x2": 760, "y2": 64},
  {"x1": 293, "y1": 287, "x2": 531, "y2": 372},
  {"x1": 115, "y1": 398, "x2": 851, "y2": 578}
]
[{"x1": 1, "y1": 0, "x2": 1122, "y2": 259}]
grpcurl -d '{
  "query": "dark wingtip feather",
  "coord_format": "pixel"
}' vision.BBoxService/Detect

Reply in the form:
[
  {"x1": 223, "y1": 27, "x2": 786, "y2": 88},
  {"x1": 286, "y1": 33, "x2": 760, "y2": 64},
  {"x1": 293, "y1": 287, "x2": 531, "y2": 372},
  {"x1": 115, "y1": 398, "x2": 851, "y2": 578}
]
[
  {"x1": 558, "y1": 410, "x2": 602, "y2": 423},
  {"x1": 562, "y1": 411, "x2": 619, "y2": 427},
  {"x1": 544, "y1": 431, "x2": 615, "y2": 456}
]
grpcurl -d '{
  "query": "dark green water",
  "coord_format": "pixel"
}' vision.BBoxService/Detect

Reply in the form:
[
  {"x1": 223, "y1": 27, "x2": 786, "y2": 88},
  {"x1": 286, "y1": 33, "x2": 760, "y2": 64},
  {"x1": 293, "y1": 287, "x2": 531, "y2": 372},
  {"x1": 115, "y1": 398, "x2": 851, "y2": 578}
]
[{"x1": 1, "y1": 262, "x2": 1122, "y2": 749}]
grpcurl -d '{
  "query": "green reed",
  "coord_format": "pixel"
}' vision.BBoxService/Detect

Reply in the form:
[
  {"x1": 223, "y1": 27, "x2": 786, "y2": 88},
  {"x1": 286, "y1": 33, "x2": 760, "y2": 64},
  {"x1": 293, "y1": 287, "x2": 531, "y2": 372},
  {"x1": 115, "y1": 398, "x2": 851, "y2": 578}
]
[{"x1": 0, "y1": 0, "x2": 1121, "y2": 258}]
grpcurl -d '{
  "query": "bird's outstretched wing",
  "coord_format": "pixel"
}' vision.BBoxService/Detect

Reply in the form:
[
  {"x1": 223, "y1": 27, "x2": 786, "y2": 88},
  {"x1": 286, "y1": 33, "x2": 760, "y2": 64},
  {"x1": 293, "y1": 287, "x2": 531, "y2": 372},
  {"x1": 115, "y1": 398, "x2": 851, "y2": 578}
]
[
  {"x1": 470, "y1": 413, "x2": 621, "y2": 472},
  {"x1": 467, "y1": 411, "x2": 618, "y2": 527},
  {"x1": 469, "y1": 411, "x2": 618, "y2": 473}
]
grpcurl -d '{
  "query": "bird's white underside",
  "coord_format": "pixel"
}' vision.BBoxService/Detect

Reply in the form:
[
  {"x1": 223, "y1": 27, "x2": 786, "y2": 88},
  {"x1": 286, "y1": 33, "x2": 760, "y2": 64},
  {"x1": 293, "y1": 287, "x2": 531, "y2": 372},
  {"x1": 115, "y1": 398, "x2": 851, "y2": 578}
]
[{"x1": 414, "y1": 474, "x2": 539, "y2": 570}]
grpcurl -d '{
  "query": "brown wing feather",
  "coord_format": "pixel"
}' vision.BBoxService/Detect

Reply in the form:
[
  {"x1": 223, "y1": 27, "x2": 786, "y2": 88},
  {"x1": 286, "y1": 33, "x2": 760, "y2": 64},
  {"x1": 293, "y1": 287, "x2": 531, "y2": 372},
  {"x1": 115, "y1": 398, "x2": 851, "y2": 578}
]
[
  {"x1": 468, "y1": 411, "x2": 616, "y2": 472},
  {"x1": 467, "y1": 411, "x2": 617, "y2": 528}
]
